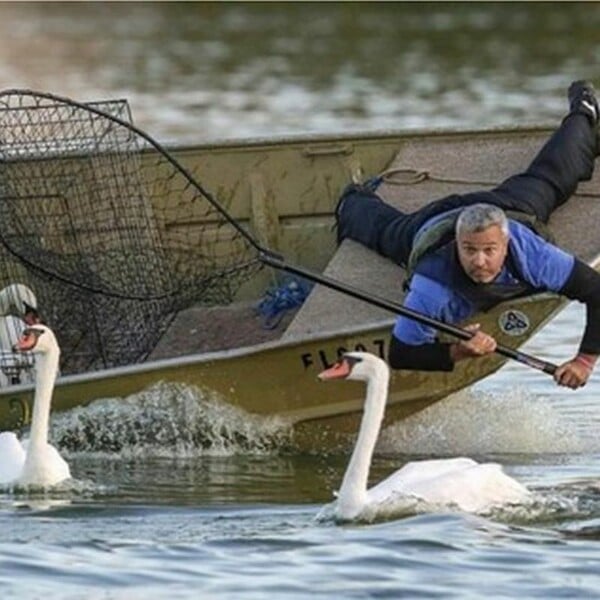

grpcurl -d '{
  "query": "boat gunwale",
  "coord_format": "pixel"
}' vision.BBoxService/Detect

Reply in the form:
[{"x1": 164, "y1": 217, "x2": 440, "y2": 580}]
[{"x1": 169, "y1": 123, "x2": 556, "y2": 152}]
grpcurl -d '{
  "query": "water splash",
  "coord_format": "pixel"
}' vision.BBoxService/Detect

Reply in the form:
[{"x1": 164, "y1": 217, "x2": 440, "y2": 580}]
[
  {"x1": 0, "y1": 475, "x2": 105, "y2": 511},
  {"x1": 51, "y1": 382, "x2": 293, "y2": 458},
  {"x1": 378, "y1": 386, "x2": 596, "y2": 455},
  {"x1": 47, "y1": 380, "x2": 599, "y2": 460},
  {"x1": 315, "y1": 488, "x2": 585, "y2": 527}
]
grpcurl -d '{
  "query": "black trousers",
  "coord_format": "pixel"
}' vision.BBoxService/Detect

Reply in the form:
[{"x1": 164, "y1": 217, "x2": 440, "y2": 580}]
[{"x1": 336, "y1": 113, "x2": 597, "y2": 267}]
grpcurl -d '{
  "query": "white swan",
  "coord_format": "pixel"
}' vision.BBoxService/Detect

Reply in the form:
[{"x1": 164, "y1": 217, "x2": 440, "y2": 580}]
[
  {"x1": 0, "y1": 324, "x2": 70, "y2": 487},
  {"x1": 319, "y1": 352, "x2": 531, "y2": 520}
]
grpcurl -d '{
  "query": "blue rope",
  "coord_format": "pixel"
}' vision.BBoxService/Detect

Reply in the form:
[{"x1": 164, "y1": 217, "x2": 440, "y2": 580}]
[{"x1": 256, "y1": 277, "x2": 313, "y2": 330}]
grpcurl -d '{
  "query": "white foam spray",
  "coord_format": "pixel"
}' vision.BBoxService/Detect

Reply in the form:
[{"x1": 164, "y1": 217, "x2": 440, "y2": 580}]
[
  {"x1": 378, "y1": 385, "x2": 599, "y2": 456},
  {"x1": 51, "y1": 382, "x2": 294, "y2": 459}
]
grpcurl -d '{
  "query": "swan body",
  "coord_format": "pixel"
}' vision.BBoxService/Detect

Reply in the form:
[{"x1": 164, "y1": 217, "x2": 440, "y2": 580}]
[
  {"x1": 319, "y1": 352, "x2": 531, "y2": 520},
  {"x1": 0, "y1": 324, "x2": 70, "y2": 487},
  {"x1": 0, "y1": 431, "x2": 26, "y2": 481}
]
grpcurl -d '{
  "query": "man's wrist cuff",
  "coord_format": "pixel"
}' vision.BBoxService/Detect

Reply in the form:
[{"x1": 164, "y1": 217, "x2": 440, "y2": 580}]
[{"x1": 575, "y1": 353, "x2": 597, "y2": 370}]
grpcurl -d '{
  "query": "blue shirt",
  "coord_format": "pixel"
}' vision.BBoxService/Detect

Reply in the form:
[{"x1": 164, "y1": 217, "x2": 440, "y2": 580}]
[{"x1": 393, "y1": 221, "x2": 575, "y2": 345}]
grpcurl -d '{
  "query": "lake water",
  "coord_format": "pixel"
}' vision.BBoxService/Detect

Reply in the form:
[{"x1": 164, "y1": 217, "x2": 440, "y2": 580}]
[
  {"x1": 2, "y1": 3, "x2": 600, "y2": 599},
  {"x1": 1, "y1": 3, "x2": 600, "y2": 144}
]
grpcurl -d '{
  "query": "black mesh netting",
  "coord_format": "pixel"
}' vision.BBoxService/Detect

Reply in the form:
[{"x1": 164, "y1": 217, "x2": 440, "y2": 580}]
[{"x1": 0, "y1": 90, "x2": 262, "y2": 374}]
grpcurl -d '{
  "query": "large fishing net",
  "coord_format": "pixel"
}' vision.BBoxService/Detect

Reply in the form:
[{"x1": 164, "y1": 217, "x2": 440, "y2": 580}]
[{"x1": 0, "y1": 90, "x2": 263, "y2": 375}]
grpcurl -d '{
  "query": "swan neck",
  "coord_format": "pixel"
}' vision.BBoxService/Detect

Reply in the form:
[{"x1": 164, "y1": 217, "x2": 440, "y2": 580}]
[
  {"x1": 27, "y1": 350, "x2": 58, "y2": 450},
  {"x1": 338, "y1": 367, "x2": 389, "y2": 516}
]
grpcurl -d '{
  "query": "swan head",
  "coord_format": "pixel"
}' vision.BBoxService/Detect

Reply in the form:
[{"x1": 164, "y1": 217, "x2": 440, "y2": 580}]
[
  {"x1": 0, "y1": 283, "x2": 39, "y2": 325},
  {"x1": 318, "y1": 352, "x2": 389, "y2": 383},
  {"x1": 12, "y1": 324, "x2": 59, "y2": 357}
]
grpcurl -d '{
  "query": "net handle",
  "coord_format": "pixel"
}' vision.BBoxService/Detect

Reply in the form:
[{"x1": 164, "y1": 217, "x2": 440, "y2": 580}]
[{"x1": 259, "y1": 250, "x2": 557, "y2": 375}]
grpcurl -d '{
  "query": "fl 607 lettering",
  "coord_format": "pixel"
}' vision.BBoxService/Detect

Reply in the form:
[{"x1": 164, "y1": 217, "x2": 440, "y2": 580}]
[{"x1": 300, "y1": 338, "x2": 387, "y2": 370}]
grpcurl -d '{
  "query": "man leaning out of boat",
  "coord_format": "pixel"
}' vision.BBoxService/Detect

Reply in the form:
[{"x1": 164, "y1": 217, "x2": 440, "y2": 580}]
[{"x1": 336, "y1": 80, "x2": 600, "y2": 390}]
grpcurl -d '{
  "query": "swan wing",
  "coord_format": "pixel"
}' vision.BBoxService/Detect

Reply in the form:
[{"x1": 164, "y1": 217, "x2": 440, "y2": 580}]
[
  {"x1": 388, "y1": 457, "x2": 479, "y2": 485},
  {"x1": 368, "y1": 457, "x2": 479, "y2": 500},
  {"x1": 400, "y1": 462, "x2": 530, "y2": 512},
  {"x1": 44, "y1": 444, "x2": 71, "y2": 483},
  {"x1": 367, "y1": 459, "x2": 529, "y2": 513},
  {"x1": 19, "y1": 443, "x2": 70, "y2": 487},
  {"x1": 0, "y1": 431, "x2": 26, "y2": 484}
]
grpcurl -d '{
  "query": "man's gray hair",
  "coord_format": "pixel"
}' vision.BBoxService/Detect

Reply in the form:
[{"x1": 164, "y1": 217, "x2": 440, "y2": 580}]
[{"x1": 456, "y1": 203, "x2": 509, "y2": 237}]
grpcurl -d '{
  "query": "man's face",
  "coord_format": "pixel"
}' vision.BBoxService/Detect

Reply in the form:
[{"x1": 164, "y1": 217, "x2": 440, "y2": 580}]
[{"x1": 456, "y1": 224, "x2": 508, "y2": 283}]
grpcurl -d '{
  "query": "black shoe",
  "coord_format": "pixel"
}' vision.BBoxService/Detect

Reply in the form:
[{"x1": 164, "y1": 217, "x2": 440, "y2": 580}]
[
  {"x1": 568, "y1": 80, "x2": 599, "y2": 124},
  {"x1": 334, "y1": 180, "x2": 381, "y2": 220}
]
